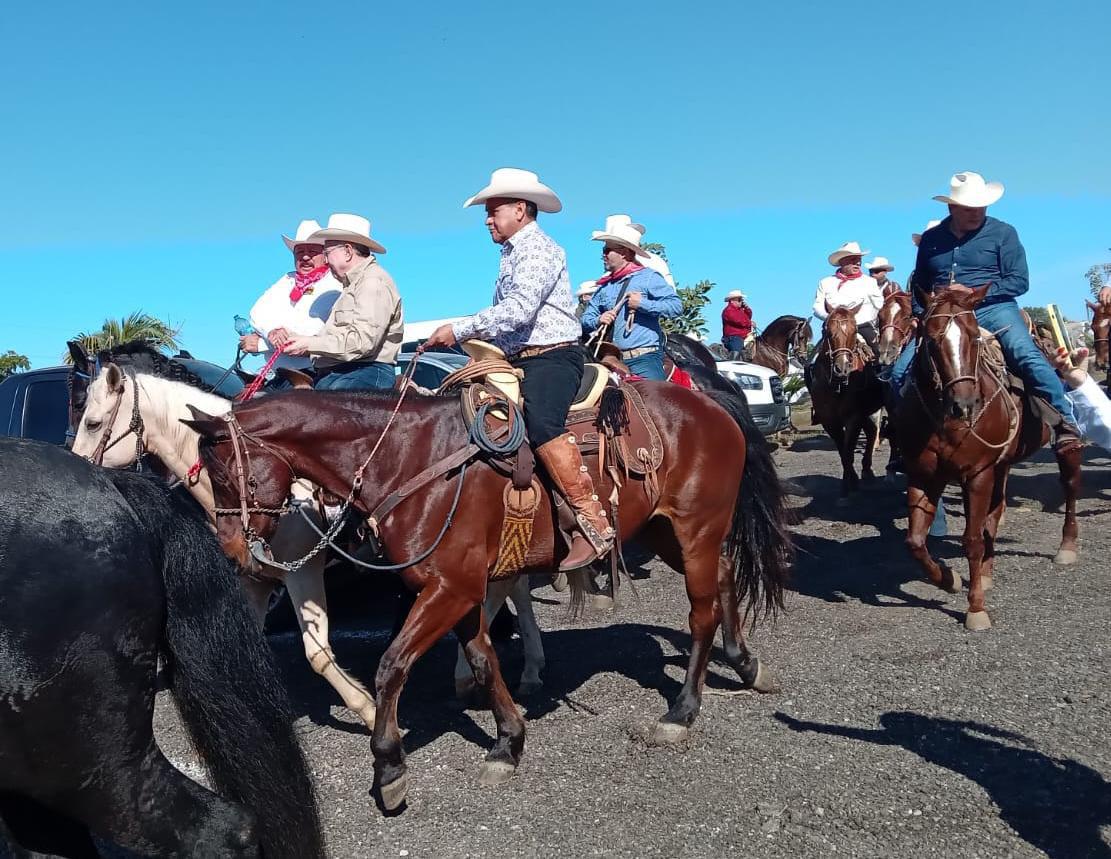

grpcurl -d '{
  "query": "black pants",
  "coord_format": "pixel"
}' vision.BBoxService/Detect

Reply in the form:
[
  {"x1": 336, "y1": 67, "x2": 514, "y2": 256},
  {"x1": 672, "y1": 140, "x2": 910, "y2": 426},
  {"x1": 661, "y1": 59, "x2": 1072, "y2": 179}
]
[
  {"x1": 510, "y1": 345, "x2": 585, "y2": 446},
  {"x1": 858, "y1": 321, "x2": 878, "y2": 351}
]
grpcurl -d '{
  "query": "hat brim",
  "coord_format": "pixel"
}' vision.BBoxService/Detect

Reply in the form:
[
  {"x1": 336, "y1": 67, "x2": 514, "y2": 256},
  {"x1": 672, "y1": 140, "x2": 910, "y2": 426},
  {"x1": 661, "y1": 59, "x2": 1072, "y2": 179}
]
[
  {"x1": 829, "y1": 249, "x2": 869, "y2": 266},
  {"x1": 591, "y1": 232, "x2": 648, "y2": 258},
  {"x1": 283, "y1": 235, "x2": 324, "y2": 251},
  {"x1": 868, "y1": 265, "x2": 894, "y2": 273},
  {"x1": 305, "y1": 228, "x2": 386, "y2": 255},
  {"x1": 463, "y1": 185, "x2": 562, "y2": 213},
  {"x1": 724, "y1": 293, "x2": 747, "y2": 301},
  {"x1": 932, "y1": 182, "x2": 1004, "y2": 208}
]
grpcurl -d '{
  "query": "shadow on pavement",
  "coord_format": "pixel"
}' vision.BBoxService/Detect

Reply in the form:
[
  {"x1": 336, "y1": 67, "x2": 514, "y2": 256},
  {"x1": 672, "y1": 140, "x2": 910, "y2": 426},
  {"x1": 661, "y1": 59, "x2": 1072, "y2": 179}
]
[{"x1": 775, "y1": 711, "x2": 1111, "y2": 859}]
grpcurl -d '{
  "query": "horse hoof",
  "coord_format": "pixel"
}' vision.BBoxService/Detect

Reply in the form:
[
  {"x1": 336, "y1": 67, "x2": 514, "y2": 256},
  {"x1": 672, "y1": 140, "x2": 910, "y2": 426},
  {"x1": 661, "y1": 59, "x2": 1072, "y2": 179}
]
[
  {"x1": 355, "y1": 704, "x2": 377, "y2": 731},
  {"x1": 478, "y1": 760, "x2": 516, "y2": 787},
  {"x1": 743, "y1": 659, "x2": 781, "y2": 694},
  {"x1": 591, "y1": 593, "x2": 615, "y2": 611},
  {"x1": 379, "y1": 773, "x2": 410, "y2": 812},
  {"x1": 515, "y1": 679, "x2": 543, "y2": 698},
  {"x1": 650, "y1": 721, "x2": 689, "y2": 745},
  {"x1": 550, "y1": 572, "x2": 569, "y2": 592},
  {"x1": 964, "y1": 611, "x2": 992, "y2": 632},
  {"x1": 1053, "y1": 548, "x2": 1078, "y2": 566}
]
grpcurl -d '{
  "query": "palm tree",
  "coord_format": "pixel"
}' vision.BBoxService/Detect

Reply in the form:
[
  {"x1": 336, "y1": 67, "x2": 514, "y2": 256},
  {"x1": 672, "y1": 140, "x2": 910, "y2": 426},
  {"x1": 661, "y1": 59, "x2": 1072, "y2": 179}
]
[{"x1": 63, "y1": 312, "x2": 181, "y2": 363}]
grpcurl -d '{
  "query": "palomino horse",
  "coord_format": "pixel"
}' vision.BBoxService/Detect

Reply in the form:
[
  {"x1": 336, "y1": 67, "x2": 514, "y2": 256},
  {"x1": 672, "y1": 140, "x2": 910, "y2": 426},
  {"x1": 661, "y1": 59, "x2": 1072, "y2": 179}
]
[
  {"x1": 69, "y1": 349, "x2": 381, "y2": 731},
  {"x1": 896, "y1": 286, "x2": 1081, "y2": 631},
  {"x1": 748, "y1": 315, "x2": 813, "y2": 377},
  {"x1": 808, "y1": 303, "x2": 885, "y2": 500},
  {"x1": 0, "y1": 439, "x2": 322, "y2": 858},
  {"x1": 187, "y1": 382, "x2": 792, "y2": 811},
  {"x1": 1086, "y1": 298, "x2": 1111, "y2": 373}
]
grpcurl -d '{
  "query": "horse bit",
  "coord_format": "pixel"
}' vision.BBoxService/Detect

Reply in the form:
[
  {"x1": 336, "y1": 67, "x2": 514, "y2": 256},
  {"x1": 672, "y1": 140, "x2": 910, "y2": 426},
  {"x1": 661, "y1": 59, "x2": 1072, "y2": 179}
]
[{"x1": 88, "y1": 372, "x2": 146, "y2": 470}]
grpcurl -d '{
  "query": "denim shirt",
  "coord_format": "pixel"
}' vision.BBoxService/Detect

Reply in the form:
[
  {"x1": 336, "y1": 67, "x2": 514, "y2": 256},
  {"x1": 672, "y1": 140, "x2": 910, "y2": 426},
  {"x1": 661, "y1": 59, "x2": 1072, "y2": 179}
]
[
  {"x1": 911, "y1": 215, "x2": 1028, "y2": 314},
  {"x1": 580, "y1": 268, "x2": 682, "y2": 350}
]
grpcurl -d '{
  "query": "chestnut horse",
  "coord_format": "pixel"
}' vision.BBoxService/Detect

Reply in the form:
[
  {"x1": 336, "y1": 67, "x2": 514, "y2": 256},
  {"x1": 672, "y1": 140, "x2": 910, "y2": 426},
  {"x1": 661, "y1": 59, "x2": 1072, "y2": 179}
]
[
  {"x1": 808, "y1": 303, "x2": 885, "y2": 500},
  {"x1": 186, "y1": 381, "x2": 791, "y2": 811},
  {"x1": 1086, "y1": 298, "x2": 1111, "y2": 374},
  {"x1": 748, "y1": 315, "x2": 813, "y2": 377},
  {"x1": 896, "y1": 286, "x2": 1081, "y2": 631}
]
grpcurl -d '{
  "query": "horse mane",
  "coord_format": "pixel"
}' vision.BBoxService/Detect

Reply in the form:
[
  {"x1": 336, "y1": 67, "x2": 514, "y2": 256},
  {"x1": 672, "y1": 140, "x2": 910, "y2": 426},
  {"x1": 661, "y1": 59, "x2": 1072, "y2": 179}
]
[
  {"x1": 761, "y1": 315, "x2": 807, "y2": 337},
  {"x1": 101, "y1": 341, "x2": 221, "y2": 394}
]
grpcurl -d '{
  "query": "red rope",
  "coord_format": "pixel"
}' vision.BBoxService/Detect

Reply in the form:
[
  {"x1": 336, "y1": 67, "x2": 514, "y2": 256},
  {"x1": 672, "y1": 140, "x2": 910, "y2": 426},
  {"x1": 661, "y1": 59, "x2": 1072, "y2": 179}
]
[{"x1": 237, "y1": 344, "x2": 288, "y2": 402}]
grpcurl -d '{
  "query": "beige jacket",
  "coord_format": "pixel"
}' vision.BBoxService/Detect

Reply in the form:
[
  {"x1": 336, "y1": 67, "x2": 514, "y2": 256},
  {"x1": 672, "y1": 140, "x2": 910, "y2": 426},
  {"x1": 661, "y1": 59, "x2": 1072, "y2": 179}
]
[{"x1": 303, "y1": 257, "x2": 404, "y2": 368}]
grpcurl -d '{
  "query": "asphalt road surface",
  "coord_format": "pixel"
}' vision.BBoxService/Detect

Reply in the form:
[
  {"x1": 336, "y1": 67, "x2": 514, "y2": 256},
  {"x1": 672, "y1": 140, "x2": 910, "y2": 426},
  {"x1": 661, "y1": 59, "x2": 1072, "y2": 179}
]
[{"x1": 153, "y1": 434, "x2": 1111, "y2": 858}]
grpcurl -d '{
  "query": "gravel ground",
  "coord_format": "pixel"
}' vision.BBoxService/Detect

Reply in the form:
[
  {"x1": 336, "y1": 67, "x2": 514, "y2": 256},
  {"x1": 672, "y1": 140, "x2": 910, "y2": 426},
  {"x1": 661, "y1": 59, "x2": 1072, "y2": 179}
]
[{"x1": 153, "y1": 434, "x2": 1111, "y2": 858}]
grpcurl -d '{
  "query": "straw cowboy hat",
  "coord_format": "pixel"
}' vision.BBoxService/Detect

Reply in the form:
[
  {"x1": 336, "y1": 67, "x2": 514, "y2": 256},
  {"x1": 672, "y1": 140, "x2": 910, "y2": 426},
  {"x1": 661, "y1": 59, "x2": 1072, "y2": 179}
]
[
  {"x1": 282, "y1": 219, "x2": 323, "y2": 251},
  {"x1": 307, "y1": 213, "x2": 387, "y2": 254},
  {"x1": 591, "y1": 214, "x2": 650, "y2": 257},
  {"x1": 576, "y1": 280, "x2": 599, "y2": 298},
  {"x1": 828, "y1": 241, "x2": 870, "y2": 266},
  {"x1": 641, "y1": 250, "x2": 675, "y2": 287},
  {"x1": 463, "y1": 167, "x2": 562, "y2": 213},
  {"x1": 724, "y1": 289, "x2": 747, "y2": 301},
  {"x1": 932, "y1": 171, "x2": 1004, "y2": 208},
  {"x1": 866, "y1": 256, "x2": 895, "y2": 273},
  {"x1": 911, "y1": 219, "x2": 942, "y2": 246}
]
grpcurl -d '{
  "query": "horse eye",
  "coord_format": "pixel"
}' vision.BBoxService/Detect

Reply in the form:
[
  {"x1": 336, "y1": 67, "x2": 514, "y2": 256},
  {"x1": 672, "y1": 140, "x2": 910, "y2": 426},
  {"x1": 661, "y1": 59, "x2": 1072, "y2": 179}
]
[{"x1": 85, "y1": 419, "x2": 102, "y2": 431}]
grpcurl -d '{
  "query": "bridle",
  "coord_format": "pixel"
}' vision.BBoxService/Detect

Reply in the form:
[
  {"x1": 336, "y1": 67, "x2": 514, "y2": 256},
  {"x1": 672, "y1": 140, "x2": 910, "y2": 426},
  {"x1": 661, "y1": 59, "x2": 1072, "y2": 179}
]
[
  {"x1": 878, "y1": 309, "x2": 914, "y2": 358},
  {"x1": 87, "y1": 372, "x2": 146, "y2": 470},
  {"x1": 918, "y1": 308, "x2": 980, "y2": 392},
  {"x1": 211, "y1": 413, "x2": 296, "y2": 542}
]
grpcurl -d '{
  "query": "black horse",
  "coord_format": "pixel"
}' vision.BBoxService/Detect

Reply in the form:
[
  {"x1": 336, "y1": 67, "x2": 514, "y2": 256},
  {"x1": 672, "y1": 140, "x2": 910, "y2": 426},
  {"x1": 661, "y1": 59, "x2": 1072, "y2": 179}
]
[{"x1": 0, "y1": 439, "x2": 323, "y2": 858}]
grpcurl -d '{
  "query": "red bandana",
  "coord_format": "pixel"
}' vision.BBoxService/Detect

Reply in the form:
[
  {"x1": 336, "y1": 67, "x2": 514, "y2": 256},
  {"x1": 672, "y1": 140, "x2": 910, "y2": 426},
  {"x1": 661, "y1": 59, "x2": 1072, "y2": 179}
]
[
  {"x1": 834, "y1": 270, "x2": 862, "y2": 289},
  {"x1": 595, "y1": 261, "x2": 646, "y2": 287},
  {"x1": 289, "y1": 265, "x2": 329, "y2": 303}
]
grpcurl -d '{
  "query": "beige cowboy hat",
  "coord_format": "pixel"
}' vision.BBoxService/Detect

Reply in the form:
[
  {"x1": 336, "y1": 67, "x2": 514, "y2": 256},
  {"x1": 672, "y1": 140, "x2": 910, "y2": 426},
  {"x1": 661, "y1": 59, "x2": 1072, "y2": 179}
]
[
  {"x1": 911, "y1": 219, "x2": 942, "y2": 246},
  {"x1": 866, "y1": 256, "x2": 895, "y2": 273},
  {"x1": 724, "y1": 289, "x2": 747, "y2": 301},
  {"x1": 306, "y1": 213, "x2": 387, "y2": 254},
  {"x1": 932, "y1": 171, "x2": 1004, "y2": 208},
  {"x1": 828, "y1": 241, "x2": 870, "y2": 266},
  {"x1": 576, "y1": 280, "x2": 599, "y2": 298},
  {"x1": 463, "y1": 167, "x2": 562, "y2": 213},
  {"x1": 591, "y1": 214, "x2": 650, "y2": 257},
  {"x1": 641, "y1": 250, "x2": 675, "y2": 287},
  {"x1": 282, "y1": 219, "x2": 323, "y2": 251}
]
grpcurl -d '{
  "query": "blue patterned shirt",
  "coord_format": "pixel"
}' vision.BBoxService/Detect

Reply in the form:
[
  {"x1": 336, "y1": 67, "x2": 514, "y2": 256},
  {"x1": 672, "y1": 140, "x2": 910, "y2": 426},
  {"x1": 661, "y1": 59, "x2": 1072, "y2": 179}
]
[
  {"x1": 452, "y1": 221, "x2": 581, "y2": 356},
  {"x1": 580, "y1": 268, "x2": 682, "y2": 350}
]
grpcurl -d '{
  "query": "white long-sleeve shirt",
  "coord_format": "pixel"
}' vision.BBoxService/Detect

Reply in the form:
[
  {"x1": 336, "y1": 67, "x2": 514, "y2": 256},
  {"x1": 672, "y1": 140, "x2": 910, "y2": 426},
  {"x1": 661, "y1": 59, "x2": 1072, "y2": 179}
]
[
  {"x1": 1066, "y1": 376, "x2": 1111, "y2": 449},
  {"x1": 249, "y1": 271, "x2": 342, "y2": 369},
  {"x1": 812, "y1": 274, "x2": 884, "y2": 327}
]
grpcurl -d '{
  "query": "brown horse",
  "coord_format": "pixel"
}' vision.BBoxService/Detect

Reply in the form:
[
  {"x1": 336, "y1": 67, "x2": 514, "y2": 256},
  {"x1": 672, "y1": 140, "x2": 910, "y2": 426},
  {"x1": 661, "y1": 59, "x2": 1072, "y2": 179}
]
[
  {"x1": 185, "y1": 382, "x2": 791, "y2": 811},
  {"x1": 748, "y1": 315, "x2": 813, "y2": 377},
  {"x1": 808, "y1": 303, "x2": 885, "y2": 500},
  {"x1": 1086, "y1": 299, "x2": 1111, "y2": 373},
  {"x1": 896, "y1": 286, "x2": 1081, "y2": 631}
]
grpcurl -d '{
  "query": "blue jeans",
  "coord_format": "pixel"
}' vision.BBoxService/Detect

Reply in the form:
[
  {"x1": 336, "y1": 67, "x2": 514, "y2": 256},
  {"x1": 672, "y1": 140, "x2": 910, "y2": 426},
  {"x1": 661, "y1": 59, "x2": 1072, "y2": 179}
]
[
  {"x1": 722, "y1": 335, "x2": 746, "y2": 355},
  {"x1": 315, "y1": 361, "x2": 396, "y2": 391},
  {"x1": 889, "y1": 300, "x2": 1076, "y2": 424},
  {"x1": 625, "y1": 348, "x2": 666, "y2": 380}
]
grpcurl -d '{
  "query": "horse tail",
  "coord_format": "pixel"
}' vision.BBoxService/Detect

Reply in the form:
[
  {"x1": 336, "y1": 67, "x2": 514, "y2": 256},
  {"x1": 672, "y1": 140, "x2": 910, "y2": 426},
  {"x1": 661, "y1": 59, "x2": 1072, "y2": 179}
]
[
  {"x1": 108, "y1": 473, "x2": 325, "y2": 859},
  {"x1": 703, "y1": 390, "x2": 792, "y2": 621}
]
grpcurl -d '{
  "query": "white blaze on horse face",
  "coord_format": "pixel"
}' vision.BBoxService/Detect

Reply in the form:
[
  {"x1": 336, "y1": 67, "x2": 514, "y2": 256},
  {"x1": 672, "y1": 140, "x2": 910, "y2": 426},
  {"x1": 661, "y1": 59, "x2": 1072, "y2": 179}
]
[{"x1": 944, "y1": 320, "x2": 967, "y2": 378}]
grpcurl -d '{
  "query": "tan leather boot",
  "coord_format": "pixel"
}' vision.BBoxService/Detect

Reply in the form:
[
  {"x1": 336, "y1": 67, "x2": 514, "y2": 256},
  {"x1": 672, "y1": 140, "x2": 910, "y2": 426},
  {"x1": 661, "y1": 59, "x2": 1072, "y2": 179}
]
[{"x1": 536, "y1": 432, "x2": 616, "y2": 571}]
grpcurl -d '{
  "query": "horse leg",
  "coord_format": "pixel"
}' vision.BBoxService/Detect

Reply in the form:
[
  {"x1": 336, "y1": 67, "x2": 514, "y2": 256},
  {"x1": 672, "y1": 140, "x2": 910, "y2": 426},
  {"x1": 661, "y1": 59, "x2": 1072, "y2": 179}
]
[
  {"x1": 860, "y1": 415, "x2": 878, "y2": 481},
  {"x1": 980, "y1": 465, "x2": 1009, "y2": 592},
  {"x1": 508, "y1": 575, "x2": 546, "y2": 697},
  {"x1": 240, "y1": 576, "x2": 274, "y2": 630},
  {"x1": 906, "y1": 477, "x2": 959, "y2": 592},
  {"x1": 717, "y1": 558, "x2": 778, "y2": 693},
  {"x1": 372, "y1": 579, "x2": 488, "y2": 811},
  {"x1": 285, "y1": 561, "x2": 377, "y2": 730},
  {"x1": 837, "y1": 416, "x2": 861, "y2": 501},
  {"x1": 453, "y1": 604, "x2": 527, "y2": 787},
  {"x1": 962, "y1": 472, "x2": 994, "y2": 631},
  {"x1": 454, "y1": 577, "x2": 516, "y2": 701},
  {"x1": 1052, "y1": 442, "x2": 1081, "y2": 565}
]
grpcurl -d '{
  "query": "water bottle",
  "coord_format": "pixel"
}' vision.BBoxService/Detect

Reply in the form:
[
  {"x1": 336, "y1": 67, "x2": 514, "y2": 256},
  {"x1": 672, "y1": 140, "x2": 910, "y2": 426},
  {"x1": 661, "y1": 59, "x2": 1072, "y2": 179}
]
[{"x1": 234, "y1": 315, "x2": 255, "y2": 336}]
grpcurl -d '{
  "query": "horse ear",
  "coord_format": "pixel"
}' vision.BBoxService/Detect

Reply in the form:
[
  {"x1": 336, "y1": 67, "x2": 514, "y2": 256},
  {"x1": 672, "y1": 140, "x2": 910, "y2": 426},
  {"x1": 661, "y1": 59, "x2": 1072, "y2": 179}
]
[
  {"x1": 181, "y1": 404, "x2": 227, "y2": 438},
  {"x1": 96, "y1": 349, "x2": 112, "y2": 370},
  {"x1": 1086, "y1": 299, "x2": 1100, "y2": 312},
  {"x1": 967, "y1": 284, "x2": 991, "y2": 306},
  {"x1": 105, "y1": 362, "x2": 125, "y2": 393},
  {"x1": 235, "y1": 368, "x2": 258, "y2": 386},
  {"x1": 824, "y1": 299, "x2": 834, "y2": 316},
  {"x1": 914, "y1": 286, "x2": 932, "y2": 311},
  {"x1": 67, "y1": 341, "x2": 89, "y2": 371},
  {"x1": 845, "y1": 301, "x2": 863, "y2": 314},
  {"x1": 275, "y1": 368, "x2": 314, "y2": 390}
]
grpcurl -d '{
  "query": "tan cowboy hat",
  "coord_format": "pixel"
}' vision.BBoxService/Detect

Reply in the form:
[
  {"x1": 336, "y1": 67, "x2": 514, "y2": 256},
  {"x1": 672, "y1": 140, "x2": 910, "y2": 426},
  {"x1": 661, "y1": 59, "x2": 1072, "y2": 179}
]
[
  {"x1": 911, "y1": 219, "x2": 942, "y2": 246},
  {"x1": 591, "y1": 214, "x2": 649, "y2": 257},
  {"x1": 282, "y1": 219, "x2": 323, "y2": 251},
  {"x1": 828, "y1": 241, "x2": 870, "y2": 266},
  {"x1": 866, "y1": 256, "x2": 894, "y2": 273},
  {"x1": 932, "y1": 171, "x2": 1004, "y2": 208},
  {"x1": 724, "y1": 289, "x2": 747, "y2": 301},
  {"x1": 576, "y1": 280, "x2": 599, "y2": 298},
  {"x1": 306, "y1": 213, "x2": 387, "y2": 254},
  {"x1": 463, "y1": 167, "x2": 562, "y2": 213}
]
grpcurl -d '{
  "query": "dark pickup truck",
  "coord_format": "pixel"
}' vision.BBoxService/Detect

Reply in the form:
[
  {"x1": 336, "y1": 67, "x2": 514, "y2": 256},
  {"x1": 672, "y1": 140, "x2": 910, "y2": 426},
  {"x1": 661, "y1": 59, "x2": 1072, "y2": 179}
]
[{"x1": 0, "y1": 367, "x2": 72, "y2": 446}]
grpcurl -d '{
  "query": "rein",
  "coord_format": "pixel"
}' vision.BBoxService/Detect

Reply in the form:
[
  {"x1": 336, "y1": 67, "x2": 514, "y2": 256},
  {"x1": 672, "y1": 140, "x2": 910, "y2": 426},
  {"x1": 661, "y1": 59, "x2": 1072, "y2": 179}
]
[{"x1": 88, "y1": 373, "x2": 145, "y2": 471}]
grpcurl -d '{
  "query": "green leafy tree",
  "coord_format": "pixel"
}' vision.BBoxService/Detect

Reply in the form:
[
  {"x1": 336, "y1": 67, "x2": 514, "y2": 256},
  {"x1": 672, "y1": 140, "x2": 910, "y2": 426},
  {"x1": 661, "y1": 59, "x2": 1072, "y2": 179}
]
[
  {"x1": 0, "y1": 350, "x2": 30, "y2": 380},
  {"x1": 662, "y1": 280, "x2": 713, "y2": 337},
  {"x1": 1023, "y1": 306, "x2": 1050, "y2": 329},
  {"x1": 1087, "y1": 254, "x2": 1111, "y2": 296},
  {"x1": 642, "y1": 241, "x2": 667, "y2": 262},
  {"x1": 64, "y1": 312, "x2": 180, "y2": 363}
]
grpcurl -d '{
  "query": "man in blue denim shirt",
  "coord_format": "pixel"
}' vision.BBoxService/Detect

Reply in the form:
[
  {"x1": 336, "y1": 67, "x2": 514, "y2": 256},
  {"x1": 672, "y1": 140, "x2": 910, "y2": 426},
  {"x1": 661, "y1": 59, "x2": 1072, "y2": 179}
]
[
  {"x1": 581, "y1": 215, "x2": 682, "y2": 379},
  {"x1": 888, "y1": 172, "x2": 1080, "y2": 447}
]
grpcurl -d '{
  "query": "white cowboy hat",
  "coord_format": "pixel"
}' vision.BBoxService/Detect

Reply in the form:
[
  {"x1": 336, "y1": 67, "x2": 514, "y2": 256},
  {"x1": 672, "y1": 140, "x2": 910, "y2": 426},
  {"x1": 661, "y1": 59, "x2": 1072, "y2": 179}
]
[
  {"x1": 828, "y1": 241, "x2": 870, "y2": 266},
  {"x1": 282, "y1": 219, "x2": 323, "y2": 251},
  {"x1": 911, "y1": 219, "x2": 942, "y2": 246},
  {"x1": 724, "y1": 289, "x2": 747, "y2": 301},
  {"x1": 306, "y1": 213, "x2": 387, "y2": 254},
  {"x1": 576, "y1": 280, "x2": 598, "y2": 298},
  {"x1": 592, "y1": 213, "x2": 650, "y2": 257},
  {"x1": 866, "y1": 256, "x2": 895, "y2": 273},
  {"x1": 463, "y1": 167, "x2": 562, "y2": 213},
  {"x1": 932, "y1": 171, "x2": 1004, "y2": 208},
  {"x1": 641, "y1": 250, "x2": 675, "y2": 287}
]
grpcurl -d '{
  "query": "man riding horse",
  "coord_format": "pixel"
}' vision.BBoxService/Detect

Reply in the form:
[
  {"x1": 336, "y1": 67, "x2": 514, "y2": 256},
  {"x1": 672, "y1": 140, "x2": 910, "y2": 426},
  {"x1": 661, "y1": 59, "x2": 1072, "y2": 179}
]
[
  {"x1": 888, "y1": 171, "x2": 1081, "y2": 450},
  {"x1": 812, "y1": 241, "x2": 885, "y2": 354},
  {"x1": 421, "y1": 168, "x2": 615, "y2": 570}
]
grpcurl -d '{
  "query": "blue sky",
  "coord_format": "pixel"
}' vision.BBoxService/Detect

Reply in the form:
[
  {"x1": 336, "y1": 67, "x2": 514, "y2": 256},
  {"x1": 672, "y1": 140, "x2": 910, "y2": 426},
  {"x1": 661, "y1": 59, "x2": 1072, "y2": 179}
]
[{"x1": 2, "y1": 0, "x2": 1109, "y2": 370}]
